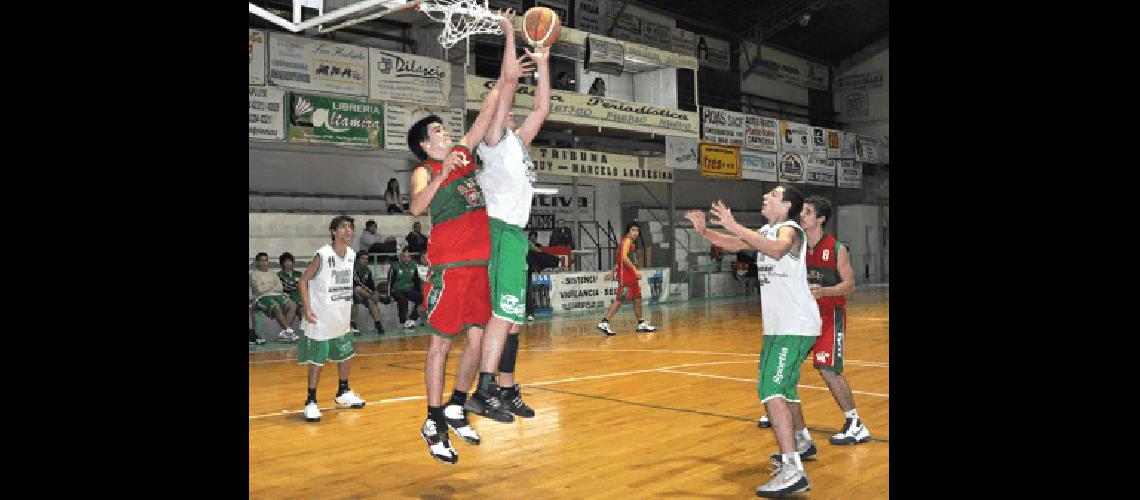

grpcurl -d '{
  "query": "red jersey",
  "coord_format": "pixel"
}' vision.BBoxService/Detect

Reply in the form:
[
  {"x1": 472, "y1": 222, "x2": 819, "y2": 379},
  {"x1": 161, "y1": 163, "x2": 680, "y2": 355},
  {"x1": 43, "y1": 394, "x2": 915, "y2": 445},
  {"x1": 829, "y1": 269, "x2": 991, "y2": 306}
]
[
  {"x1": 615, "y1": 236, "x2": 638, "y2": 284},
  {"x1": 806, "y1": 233, "x2": 846, "y2": 308},
  {"x1": 419, "y1": 146, "x2": 490, "y2": 266}
]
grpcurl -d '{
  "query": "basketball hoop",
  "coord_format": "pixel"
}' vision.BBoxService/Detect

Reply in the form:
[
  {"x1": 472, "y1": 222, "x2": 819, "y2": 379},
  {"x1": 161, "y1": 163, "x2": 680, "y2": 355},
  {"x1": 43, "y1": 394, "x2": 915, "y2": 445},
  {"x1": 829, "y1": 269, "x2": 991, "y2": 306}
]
[{"x1": 416, "y1": 0, "x2": 505, "y2": 49}]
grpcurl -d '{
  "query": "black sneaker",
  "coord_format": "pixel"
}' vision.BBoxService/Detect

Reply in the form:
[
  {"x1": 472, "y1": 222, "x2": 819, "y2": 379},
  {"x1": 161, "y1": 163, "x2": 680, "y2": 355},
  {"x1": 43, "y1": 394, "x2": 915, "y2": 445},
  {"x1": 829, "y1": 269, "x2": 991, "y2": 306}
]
[
  {"x1": 375, "y1": 323, "x2": 385, "y2": 336},
  {"x1": 757, "y1": 414, "x2": 771, "y2": 428},
  {"x1": 421, "y1": 418, "x2": 458, "y2": 464},
  {"x1": 499, "y1": 384, "x2": 535, "y2": 418},
  {"x1": 464, "y1": 387, "x2": 515, "y2": 423},
  {"x1": 249, "y1": 332, "x2": 266, "y2": 345}
]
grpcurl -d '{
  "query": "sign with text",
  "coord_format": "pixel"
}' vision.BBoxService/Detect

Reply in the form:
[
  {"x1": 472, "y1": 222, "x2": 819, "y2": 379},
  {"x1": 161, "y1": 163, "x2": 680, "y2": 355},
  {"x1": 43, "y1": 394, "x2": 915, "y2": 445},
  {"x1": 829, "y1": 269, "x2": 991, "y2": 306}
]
[
  {"x1": 666, "y1": 135, "x2": 699, "y2": 170},
  {"x1": 745, "y1": 115, "x2": 780, "y2": 153},
  {"x1": 287, "y1": 93, "x2": 383, "y2": 147},
  {"x1": 695, "y1": 34, "x2": 731, "y2": 70},
  {"x1": 466, "y1": 76, "x2": 699, "y2": 137},
  {"x1": 778, "y1": 121, "x2": 812, "y2": 154},
  {"x1": 741, "y1": 150, "x2": 778, "y2": 182},
  {"x1": 249, "y1": 86, "x2": 285, "y2": 140},
  {"x1": 382, "y1": 104, "x2": 462, "y2": 151},
  {"x1": 835, "y1": 70, "x2": 884, "y2": 91},
  {"x1": 268, "y1": 33, "x2": 368, "y2": 96},
  {"x1": 806, "y1": 155, "x2": 836, "y2": 186},
  {"x1": 855, "y1": 135, "x2": 880, "y2": 163},
  {"x1": 641, "y1": 19, "x2": 672, "y2": 51},
  {"x1": 826, "y1": 129, "x2": 841, "y2": 159},
  {"x1": 837, "y1": 160, "x2": 862, "y2": 189},
  {"x1": 541, "y1": 268, "x2": 671, "y2": 313},
  {"x1": 574, "y1": 0, "x2": 603, "y2": 32},
  {"x1": 701, "y1": 107, "x2": 746, "y2": 146},
  {"x1": 843, "y1": 90, "x2": 869, "y2": 118},
  {"x1": 530, "y1": 147, "x2": 674, "y2": 183},
  {"x1": 778, "y1": 152, "x2": 806, "y2": 183},
  {"x1": 700, "y1": 143, "x2": 741, "y2": 179},
  {"x1": 839, "y1": 131, "x2": 856, "y2": 159},
  {"x1": 670, "y1": 27, "x2": 695, "y2": 57},
  {"x1": 811, "y1": 127, "x2": 829, "y2": 156},
  {"x1": 368, "y1": 49, "x2": 450, "y2": 106},
  {"x1": 249, "y1": 29, "x2": 267, "y2": 85}
]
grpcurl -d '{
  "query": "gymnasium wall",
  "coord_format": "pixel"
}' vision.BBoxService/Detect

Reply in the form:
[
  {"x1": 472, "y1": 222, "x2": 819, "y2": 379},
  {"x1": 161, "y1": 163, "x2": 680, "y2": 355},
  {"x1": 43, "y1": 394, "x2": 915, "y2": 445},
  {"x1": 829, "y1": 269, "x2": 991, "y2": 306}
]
[
  {"x1": 833, "y1": 45, "x2": 889, "y2": 163},
  {"x1": 738, "y1": 41, "x2": 813, "y2": 107}
]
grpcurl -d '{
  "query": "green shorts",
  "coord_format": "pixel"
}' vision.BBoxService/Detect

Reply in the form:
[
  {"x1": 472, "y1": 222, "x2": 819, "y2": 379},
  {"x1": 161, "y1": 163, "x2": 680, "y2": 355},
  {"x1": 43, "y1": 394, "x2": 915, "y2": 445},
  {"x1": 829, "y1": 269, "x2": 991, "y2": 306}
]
[
  {"x1": 297, "y1": 332, "x2": 356, "y2": 365},
  {"x1": 255, "y1": 294, "x2": 292, "y2": 314},
  {"x1": 757, "y1": 334, "x2": 817, "y2": 403},
  {"x1": 488, "y1": 217, "x2": 527, "y2": 324}
]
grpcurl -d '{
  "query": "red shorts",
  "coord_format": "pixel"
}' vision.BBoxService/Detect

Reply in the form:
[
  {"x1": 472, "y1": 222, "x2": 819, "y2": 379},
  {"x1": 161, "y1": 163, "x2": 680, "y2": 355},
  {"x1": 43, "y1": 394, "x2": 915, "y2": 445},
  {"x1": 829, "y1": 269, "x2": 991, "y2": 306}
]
[
  {"x1": 810, "y1": 304, "x2": 846, "y2": 372},
  {"x1": 616, "y1": 279, "x2": 642, "y2": 300},
  {"x1": 423, "y1": 265, "x2": 491, "y2": 338}
]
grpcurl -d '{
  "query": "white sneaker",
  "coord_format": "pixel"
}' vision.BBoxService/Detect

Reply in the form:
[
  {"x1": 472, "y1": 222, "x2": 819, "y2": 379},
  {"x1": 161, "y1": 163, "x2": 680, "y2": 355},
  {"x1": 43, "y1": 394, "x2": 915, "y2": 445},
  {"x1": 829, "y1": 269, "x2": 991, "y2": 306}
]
[
  {"x1": 526, "y1": 315, "x2": 535, "y2": 321},
  {"x1": 404, "y1": 320, "x2": 416, "y2": 329},
  {"x1": 284, "y1": 328, "x2": 299, "y2": 341},
  {"x1": 444, "y1": 404, "x2": 481, "y2": 445},
  {"x1": 349, "y1": 326, "x2": 360, "y2": 334},
  {"x1": 597, "y1": 321, "x2": 615, "y2": 336},
  {"x1": 636, "y1": 321, "x2": 657, "y2": 332},
  {"x1": 335, "y1": 390, "x2": 366, "y2": 408},
  {"x1": 757, "y1": 461, "x2": 810, "y2": 498},
  {"x1": 829, "y1": 417, "x2": 871, "y2": 445},
  {"x1": 421, "y1": 418, "x2": 458, "y2": 464},
  {"x1": 304, "y1": 401, "x2": 321, "y2": 422}
]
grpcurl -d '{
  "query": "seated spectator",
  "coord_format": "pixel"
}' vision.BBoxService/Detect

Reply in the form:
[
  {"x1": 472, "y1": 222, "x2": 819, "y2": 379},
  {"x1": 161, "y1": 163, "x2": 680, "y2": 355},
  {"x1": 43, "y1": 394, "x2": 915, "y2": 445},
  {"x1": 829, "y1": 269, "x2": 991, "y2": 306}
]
[
  {"x1": 588, "y1": 77, "x2": 606, "y2": 97},
  {"x1": 711, "y1": 244, "x2": 724, "y2": 272},
  {"x1": 352, "y1": 249, "x2": 390, "y2": 335},
  {"x1": 734, "y1": 250, "x2": 761, "y2": 296},
  {"x1": 405, "y1": 221, "x2": 428, "y2": 259},
  {"x1": 250, "y1": 252, "x2": 298, "y2": 342},
  {"x1": 384, "y1": 178, "x2": 404, "y2": 213},
  {"x1": 277, "y1": 252, "x2": 303, "y2": 308},
  {"x1": 555, "y1": 71, "x2": 573, "y2": 91},
  {"x1": 388, "y1": 248, "x2": 423, "y2": 329},
  {"x1": 359, "y1": 220, "x2": 383, "y2": 255},
  {"x1": 249, "y1": 302, "x2": 265, "y2": 345}
]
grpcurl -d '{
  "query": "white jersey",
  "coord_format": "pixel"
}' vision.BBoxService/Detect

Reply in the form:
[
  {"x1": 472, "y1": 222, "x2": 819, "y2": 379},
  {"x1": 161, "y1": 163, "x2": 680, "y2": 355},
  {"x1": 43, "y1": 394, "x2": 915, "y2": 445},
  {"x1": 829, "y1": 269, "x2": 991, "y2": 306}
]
[
  {"x1": 476, "y1": 128, "x2": 535, "y2": 228},
  {"x1": 756, "y1": 221, "x2": 821, "y2": 337},
  {"x1": 302, "y1": 244, "x2": 355, "y2": 341}
]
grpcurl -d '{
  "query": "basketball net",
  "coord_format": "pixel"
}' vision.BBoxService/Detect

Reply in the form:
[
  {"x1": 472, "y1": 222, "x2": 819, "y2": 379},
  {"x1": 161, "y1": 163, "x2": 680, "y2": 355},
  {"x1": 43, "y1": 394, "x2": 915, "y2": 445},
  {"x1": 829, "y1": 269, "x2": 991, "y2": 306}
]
[{"x1": 417, "y1": 0, "x2": 505, "y2": 49}]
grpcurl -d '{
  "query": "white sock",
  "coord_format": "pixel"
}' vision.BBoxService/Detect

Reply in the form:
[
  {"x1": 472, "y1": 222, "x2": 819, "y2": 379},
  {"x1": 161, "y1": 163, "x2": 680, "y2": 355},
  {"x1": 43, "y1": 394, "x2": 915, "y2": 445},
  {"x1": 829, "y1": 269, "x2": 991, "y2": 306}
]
[
  {"x1": 799, "y1": 428, "x2": 812, "y2": 442},
  {"x1": 844, "y1": 409, "x2": 859, "y2": 420},
  {"x1": 783, "y1": 452, "x2": 804, "y2": 472}
]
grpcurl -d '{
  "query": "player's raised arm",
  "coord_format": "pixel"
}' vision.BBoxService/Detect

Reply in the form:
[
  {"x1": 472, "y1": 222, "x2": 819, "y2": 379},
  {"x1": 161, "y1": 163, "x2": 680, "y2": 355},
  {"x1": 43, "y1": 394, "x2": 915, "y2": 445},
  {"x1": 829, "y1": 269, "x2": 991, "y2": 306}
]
[
  {"x1": 515, "y1": 46, "x2": 550, "y2": 147},
  {"x1": 463, "y1": 10, "x2": 522, "y2": 148}
]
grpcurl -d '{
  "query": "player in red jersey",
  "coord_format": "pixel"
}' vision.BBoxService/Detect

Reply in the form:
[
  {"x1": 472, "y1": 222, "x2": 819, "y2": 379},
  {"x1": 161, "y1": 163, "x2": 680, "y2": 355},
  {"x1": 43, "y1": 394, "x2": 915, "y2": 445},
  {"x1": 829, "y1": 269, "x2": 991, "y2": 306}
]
[{"x1": 597, "y1": 222, "x2": 657, "y2": 335}]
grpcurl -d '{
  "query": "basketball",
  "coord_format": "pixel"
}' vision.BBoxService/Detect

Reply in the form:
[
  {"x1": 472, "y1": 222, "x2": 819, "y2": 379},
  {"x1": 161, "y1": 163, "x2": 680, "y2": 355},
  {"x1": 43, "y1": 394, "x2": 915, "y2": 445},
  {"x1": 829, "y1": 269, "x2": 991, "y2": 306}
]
[{"x1": 522, "y1": 7, "x2": 560, "y2": 47}]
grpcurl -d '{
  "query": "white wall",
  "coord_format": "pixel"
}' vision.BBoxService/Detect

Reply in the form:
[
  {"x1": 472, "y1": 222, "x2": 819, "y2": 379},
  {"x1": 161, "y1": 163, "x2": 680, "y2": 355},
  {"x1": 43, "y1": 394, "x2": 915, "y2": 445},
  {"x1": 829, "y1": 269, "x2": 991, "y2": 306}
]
[
  {"x1": 834, "y1": 47, "x2": 889, "y2": 163},
  {"x1": 633, "y1": 67, "x2": 678, "y2": 108}
]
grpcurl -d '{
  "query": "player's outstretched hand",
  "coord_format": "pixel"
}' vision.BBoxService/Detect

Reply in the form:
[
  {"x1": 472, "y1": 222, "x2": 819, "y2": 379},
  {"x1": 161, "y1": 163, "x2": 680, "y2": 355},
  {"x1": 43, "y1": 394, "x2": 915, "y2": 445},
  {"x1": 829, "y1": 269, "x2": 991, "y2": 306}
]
[
  {"x1": 498, "y1": 8, "x2": 515, "y2": 37},
  {"x1": 710, "y1": 200, "x2": 737, "y2": 229},
  {"x1": 684, "y1": 209, "x2": 707, "y2": 235},
  {"x1": 518, "y1": 53, "x2": 537, "y2": 77},
  {"x1": 523, "y1": 46, "x2": 549, "y2": 67}
]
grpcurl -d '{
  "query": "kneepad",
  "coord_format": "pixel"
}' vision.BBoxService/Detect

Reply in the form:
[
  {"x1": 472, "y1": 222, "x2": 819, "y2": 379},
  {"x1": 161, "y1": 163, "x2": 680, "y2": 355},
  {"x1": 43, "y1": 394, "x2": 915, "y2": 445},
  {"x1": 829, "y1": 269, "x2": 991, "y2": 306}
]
[{"x1": 498, "y1": 333, "x2": 520, "y2": 373}]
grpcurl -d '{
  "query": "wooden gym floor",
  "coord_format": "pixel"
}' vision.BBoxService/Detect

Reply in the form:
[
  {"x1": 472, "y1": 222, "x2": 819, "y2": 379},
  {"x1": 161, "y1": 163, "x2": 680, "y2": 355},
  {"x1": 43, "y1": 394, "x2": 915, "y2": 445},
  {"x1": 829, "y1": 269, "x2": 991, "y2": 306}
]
[{"x1": 249, "y1": 287, "x2": 889, "y2": 498}]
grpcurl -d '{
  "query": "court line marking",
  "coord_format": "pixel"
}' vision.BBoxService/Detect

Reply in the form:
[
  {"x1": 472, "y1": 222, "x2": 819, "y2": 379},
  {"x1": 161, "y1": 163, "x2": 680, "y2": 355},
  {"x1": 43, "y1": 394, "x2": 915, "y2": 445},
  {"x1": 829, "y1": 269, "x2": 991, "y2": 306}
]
[
  {"x1": 250, "y1": 360, "x2": 889, "y2": 420},
  {"x1": 659, "y1": 369, "x2": 890, "y2": 398},
  {"x1": 249, "y1": 348, "x2": 889, "y2": 368}
]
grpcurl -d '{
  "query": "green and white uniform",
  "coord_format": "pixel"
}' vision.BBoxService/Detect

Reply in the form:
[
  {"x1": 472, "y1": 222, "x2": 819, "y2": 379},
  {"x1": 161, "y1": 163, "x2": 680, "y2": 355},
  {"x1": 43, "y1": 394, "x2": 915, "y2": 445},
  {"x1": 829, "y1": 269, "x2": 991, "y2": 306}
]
[
  {"x1": 755, "y1": 220, "x2": 821, "y2": 403},
  {"x1": 298, "y1": 244, "x2": 356, "y2": 365},
  {"x1": 476, "y1": 129, "x2": 535, "y2": 324}
]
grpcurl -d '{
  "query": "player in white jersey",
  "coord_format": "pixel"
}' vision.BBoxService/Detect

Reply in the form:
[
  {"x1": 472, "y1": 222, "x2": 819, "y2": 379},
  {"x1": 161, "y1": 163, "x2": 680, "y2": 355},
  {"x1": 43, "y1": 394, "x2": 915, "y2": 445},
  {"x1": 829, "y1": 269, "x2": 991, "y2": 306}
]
[
  {"x1": 296, "y1": 216, "x2": 367, "y2": 423},
  {"x1": 464, "y1": 39, "x2": 550, "y2": 421},
  {"x1": 685, "y1": 185, "x2": 820, "y2": 497}
]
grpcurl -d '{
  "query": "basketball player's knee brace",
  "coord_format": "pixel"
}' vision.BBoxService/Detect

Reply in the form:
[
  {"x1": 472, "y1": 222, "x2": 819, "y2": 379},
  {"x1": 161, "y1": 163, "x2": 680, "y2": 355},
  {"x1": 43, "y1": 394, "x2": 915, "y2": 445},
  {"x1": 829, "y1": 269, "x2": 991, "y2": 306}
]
[{"x1": 499, "y1": 333, "x2": 520, "y2": 374}]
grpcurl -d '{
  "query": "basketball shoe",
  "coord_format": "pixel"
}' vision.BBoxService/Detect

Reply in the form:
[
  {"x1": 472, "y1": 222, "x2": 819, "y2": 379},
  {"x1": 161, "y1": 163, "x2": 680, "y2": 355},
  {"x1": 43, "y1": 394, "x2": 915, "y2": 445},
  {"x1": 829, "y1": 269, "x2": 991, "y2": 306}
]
[
  {"x1": 756, "y1": 460, "x2": 810, "y2": 497},
  {"x1": 465, "y1": 386, "x2": 515, "y2": 423},
  {"x1": 499, "y1": 384, "x2": 535, "y2": 418},
  {"x1": 597, "y1": 320, "x2": 615, "y2": 336},
  {"x1": 769, "y1": 430, "x2": 817, "y2": 464},
  {"x1": 303, "y1": 401, "x2": 321, "y2": 422},
  {"x1": 421, "y1": 418, "x2": 458, "y2": 464},
  {"x1": 636, "y1": 320, "x2": 657, "y2": 332},
  {"x1": 334, "y1": 389, "x2": 366, "y2": 409},
  {"x1": 444, "y1": 403, "x2": 481, "y2": 445},
  {"x1": 829, "y1": 417, "x2": 871, "y2": 445},
  {"x1": 757, "y1": 414, "x2": 771, "y2": 428}
]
